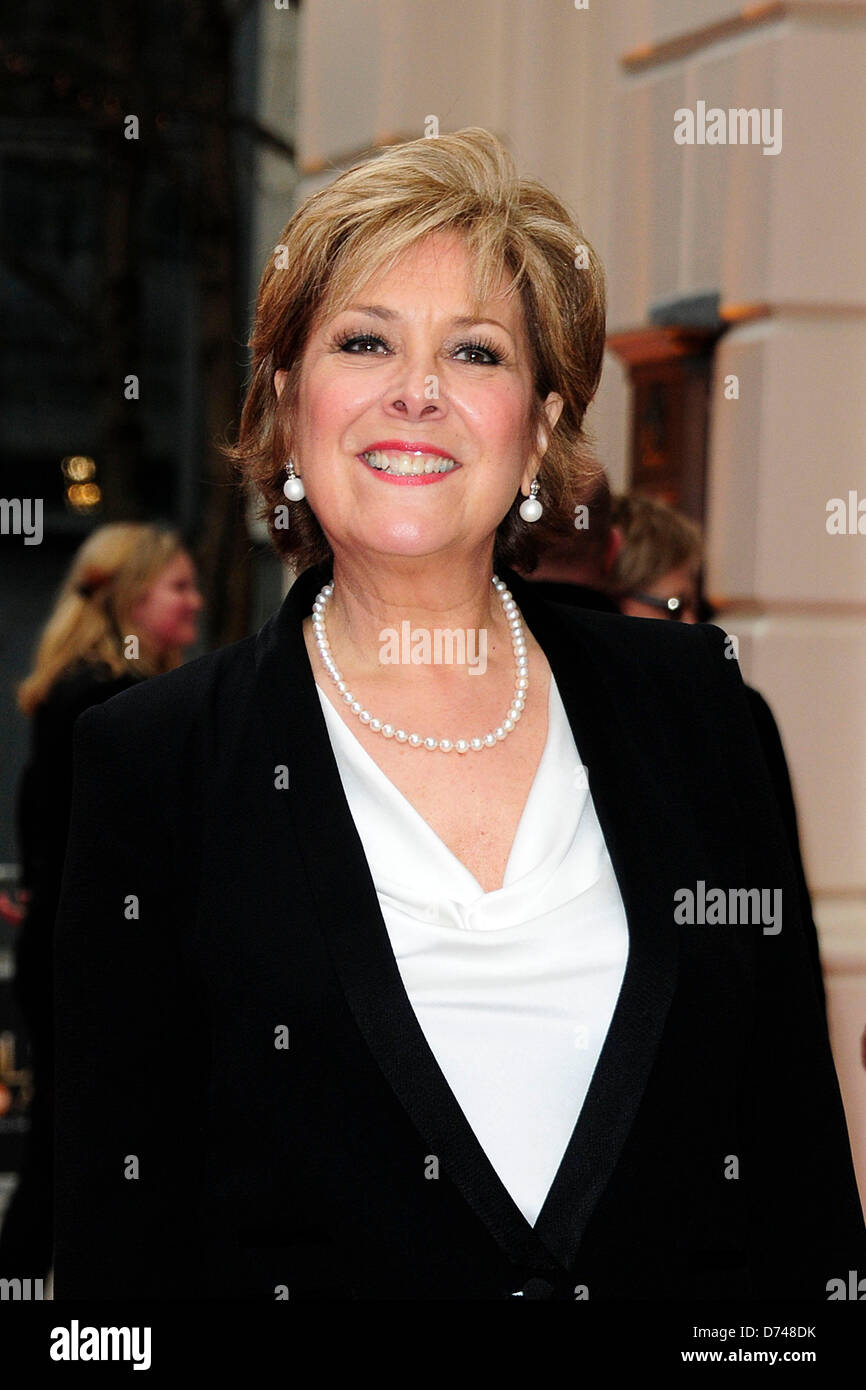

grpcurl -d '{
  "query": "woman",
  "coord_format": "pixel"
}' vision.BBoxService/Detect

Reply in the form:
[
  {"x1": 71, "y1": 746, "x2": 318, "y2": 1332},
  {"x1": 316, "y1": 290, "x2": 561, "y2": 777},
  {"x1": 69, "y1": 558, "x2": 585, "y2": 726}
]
[
  {"x1": 608, "y1": 491, "x2": 702, "y2": 622},
  {"x1": 54, "y1": 130, "x2": 865, "y2": 1301},
  {"x1": 0, "y1": 524, "x2": 201, "y2": 1281}
]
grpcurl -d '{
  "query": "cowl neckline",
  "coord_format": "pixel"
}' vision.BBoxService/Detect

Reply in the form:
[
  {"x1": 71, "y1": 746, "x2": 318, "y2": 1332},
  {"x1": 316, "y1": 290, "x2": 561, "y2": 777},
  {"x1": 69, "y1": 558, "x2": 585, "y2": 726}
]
[{"x1": 314, "y1": 673, "x2": 604, "y2": 932}]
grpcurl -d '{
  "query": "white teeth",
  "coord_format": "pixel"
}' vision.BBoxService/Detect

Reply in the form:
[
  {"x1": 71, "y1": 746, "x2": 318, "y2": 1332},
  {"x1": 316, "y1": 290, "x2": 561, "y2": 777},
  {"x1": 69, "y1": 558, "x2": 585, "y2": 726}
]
[{"x1": 361, "y1": 450, "x2": 458, "y2": 475}]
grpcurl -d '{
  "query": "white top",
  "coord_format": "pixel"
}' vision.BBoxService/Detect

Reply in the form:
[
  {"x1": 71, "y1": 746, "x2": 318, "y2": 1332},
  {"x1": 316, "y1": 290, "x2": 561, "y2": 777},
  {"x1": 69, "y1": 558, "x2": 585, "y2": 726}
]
[{"x1": 315, "y1": 674, "x2": 629, "y2": 1226}]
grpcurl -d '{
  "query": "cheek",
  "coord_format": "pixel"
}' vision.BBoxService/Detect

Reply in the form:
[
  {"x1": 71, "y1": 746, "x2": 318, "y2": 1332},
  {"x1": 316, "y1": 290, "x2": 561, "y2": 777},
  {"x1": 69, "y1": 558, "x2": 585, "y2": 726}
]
[
  {"x1": 150, "y1": 595, "x2": 184, "y2": 633},
  {"x1": 460, "y1": 381, "x2": 533, "y2": 454},
  {"x1": 300, "y1": 371, "x2": 375, "y2": 447}
]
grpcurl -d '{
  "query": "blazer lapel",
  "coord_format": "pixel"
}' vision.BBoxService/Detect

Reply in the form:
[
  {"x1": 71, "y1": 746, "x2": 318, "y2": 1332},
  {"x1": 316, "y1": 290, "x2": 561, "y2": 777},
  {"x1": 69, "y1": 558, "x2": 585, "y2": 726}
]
[
  {"x1": 254, "y1": 564, "x2": 551, "y2": 1271},
  {"x1": 253, "y1": 563, "x2": 692, "y2": 1278},
  {"x1": 505, "y1": 570, "x2": 684, "y2": 1270}
]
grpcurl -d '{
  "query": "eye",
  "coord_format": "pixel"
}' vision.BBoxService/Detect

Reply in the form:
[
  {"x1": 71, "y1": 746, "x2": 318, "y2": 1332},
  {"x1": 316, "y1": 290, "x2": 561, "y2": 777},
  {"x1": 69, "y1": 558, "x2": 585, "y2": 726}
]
[
  {"x1": 333, "y1": 331, "x2": 392, "y2": 355},
  {"x1": 452, "y1": 339, "x2": 503, "y2": 366}
]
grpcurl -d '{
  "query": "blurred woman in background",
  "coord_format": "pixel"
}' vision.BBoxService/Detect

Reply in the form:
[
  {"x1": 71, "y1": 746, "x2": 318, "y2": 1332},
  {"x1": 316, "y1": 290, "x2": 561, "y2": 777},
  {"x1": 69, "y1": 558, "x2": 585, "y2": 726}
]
[
  {"x1": 608, "y1": 492, "x2": 702, "y2": 623},
  {"x1": 0, "y1": 522, "x2": 202, "y2": 1282}
]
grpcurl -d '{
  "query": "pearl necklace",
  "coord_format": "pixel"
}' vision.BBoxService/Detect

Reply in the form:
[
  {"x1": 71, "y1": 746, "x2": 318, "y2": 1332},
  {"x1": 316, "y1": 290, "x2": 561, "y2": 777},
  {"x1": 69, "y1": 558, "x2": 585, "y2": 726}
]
[{"x1": 312, "y1": 576, "x2": 529, "y2": 752}]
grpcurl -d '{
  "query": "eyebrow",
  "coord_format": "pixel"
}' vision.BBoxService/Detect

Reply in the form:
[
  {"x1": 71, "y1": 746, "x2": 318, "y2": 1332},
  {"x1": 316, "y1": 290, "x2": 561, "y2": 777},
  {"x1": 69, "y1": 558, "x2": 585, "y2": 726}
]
[{"x1": 342, "y1": 304, "x2": 514, "y2": 338}]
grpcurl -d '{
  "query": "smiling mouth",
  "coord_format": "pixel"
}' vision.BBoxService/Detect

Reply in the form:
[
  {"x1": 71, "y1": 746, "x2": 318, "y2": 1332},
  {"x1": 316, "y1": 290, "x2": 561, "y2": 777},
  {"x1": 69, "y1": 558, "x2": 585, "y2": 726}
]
[{"x1": 360, "y1": 449, "x2": 460, "y2": 476}]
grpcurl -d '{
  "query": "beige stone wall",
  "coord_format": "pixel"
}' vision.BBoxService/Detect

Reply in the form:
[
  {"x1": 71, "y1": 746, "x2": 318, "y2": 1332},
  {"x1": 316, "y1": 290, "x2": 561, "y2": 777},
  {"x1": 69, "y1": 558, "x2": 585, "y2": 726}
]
[{"x1": 285, "y1": 0, "x2": 866, "y2": 1206}]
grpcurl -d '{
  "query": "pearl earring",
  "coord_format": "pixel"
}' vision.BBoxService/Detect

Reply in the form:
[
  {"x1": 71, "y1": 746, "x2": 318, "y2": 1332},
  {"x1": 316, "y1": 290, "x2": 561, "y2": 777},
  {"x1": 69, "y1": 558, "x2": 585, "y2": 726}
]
[
  {"x1": 282, "y1": 459, "x2": 305, "y2": 501},
  {"x1": 519, "y1": 478, "x2": 542, "y2": 523}
]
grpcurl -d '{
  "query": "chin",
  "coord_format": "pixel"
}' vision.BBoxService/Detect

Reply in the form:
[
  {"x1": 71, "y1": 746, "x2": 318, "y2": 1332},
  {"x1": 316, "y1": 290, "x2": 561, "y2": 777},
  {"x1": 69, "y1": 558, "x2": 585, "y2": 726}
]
[{"x1": 355, "y1": 525, "x2": 465, "y2": 558}]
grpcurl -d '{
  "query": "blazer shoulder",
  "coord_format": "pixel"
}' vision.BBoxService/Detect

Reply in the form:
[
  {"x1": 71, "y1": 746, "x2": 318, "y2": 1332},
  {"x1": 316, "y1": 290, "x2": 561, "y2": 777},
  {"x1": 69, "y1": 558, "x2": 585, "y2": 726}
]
[
  {"x1": 542, "y1": 598, "x2": 733, "y2": 671},
  {"x1": 540, "y1": 603, "x2": 751, "y2": 733},
  {"x1": 72, "y1": 632, "x2": 258, "y2": 763}
]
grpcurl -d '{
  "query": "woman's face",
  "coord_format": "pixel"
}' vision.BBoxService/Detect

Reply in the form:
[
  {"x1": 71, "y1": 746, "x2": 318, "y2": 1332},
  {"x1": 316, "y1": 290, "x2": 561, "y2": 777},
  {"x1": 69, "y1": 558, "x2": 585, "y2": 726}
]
[
  {"x1": 275, "y1": 232, "x2": 563, "y2": 568},
  {"x1": 130, "y1": 550, "x2": 203, "y2": 652}
]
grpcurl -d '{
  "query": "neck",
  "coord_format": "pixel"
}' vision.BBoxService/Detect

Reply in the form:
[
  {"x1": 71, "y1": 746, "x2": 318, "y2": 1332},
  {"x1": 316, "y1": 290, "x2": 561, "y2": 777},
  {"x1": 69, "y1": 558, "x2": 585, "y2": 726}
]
[{"x1": 314, "y1": 548, "x2": 514, "y2": 681}]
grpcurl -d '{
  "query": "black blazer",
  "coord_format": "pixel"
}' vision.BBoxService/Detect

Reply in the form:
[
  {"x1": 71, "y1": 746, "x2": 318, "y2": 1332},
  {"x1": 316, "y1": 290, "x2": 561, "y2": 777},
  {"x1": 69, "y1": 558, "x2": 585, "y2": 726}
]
[{"x1": 53, "y1": 566, "x2": 866, "y2": 1301}]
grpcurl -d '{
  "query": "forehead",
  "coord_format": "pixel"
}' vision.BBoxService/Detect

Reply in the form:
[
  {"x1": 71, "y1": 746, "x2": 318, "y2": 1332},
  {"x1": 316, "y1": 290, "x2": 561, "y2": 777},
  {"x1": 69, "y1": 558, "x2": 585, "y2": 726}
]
[
  {"x1": 158, "y1": 550, "x2": 192, "y2": 579},
  {"x1": 319, "y1": 230, "x2": 521, "y2": 326}
]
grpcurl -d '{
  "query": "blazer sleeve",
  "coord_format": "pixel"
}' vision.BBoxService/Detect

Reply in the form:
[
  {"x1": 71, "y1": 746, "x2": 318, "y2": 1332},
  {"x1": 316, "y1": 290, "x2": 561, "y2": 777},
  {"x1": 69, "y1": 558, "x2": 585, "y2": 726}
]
[
  {"x1": 53, "y1": 698, "x2": 207, "y2": 1299},
  {"x1": 743, "y1": 685, "x2": 826, "y2": 1016},
  {"x1": 701, "y1": 625, "x2": 866, "y2": 1294}
]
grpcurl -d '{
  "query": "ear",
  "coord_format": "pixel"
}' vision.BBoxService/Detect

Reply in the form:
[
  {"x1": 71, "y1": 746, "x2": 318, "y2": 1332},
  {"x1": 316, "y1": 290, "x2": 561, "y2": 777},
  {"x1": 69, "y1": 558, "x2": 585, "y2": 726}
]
[
  {"x1": 603, "y1": 525, "x2": 624, "y2": 575},
  {"x1": 274, "y1": 369, "x2": 288, "y2": 400},
  {"x1": 540, "y1": 390, "x2": 564, "y2": 443},
  {"x1": 521, "y1": 391, "x2": 564, "y2": 494}
]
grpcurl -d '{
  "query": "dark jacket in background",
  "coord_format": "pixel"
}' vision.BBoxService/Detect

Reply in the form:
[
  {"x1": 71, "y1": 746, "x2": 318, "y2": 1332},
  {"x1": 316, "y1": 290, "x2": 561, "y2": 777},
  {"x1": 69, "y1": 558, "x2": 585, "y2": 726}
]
[
  {"x1": 521, "y1": 578, "x2": 620, "y2": 615},
  {"x1": 0, "y1": 661, "x2": 142, "y2": 1280},
  {"x1": 14, "y1": 660, "x2": 143, "y2": 1032}
]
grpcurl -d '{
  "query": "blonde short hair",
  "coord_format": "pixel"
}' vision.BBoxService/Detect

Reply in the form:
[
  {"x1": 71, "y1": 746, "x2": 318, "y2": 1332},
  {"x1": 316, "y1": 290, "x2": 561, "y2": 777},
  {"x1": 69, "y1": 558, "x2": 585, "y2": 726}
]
[
  {"x1": 608, "y1": 493, "x2": 703, "y2": 598},
  {"x1": 230, "y1": 127, "x2": 607, "y2": 573}
]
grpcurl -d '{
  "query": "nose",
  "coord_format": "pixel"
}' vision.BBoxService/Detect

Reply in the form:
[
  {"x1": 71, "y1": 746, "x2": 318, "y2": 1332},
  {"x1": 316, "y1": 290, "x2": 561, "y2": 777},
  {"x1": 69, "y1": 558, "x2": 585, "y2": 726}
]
[{"x1": 383, "y1": 349, "x2": 446, "y2": 422}]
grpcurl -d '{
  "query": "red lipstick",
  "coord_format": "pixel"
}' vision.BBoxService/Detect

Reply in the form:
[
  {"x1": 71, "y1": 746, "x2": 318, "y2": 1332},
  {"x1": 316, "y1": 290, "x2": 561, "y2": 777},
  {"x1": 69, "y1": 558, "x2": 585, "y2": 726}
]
[
  {"x1": 361, "y1": 440, "x2": 459, "y2": 459},
  {"x1": 357, "y1": 441, "x2": 461, "y2": 486}
]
